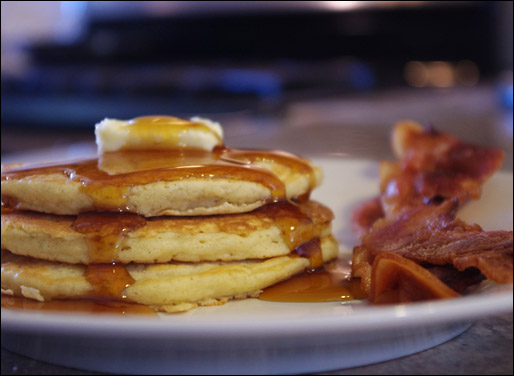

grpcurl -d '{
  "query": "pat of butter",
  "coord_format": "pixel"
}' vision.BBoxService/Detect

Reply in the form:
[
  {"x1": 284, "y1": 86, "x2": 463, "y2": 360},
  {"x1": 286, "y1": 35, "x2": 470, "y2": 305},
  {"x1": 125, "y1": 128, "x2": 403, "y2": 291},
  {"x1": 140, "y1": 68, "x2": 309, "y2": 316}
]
[{"x1": 95, "y1": 116, "x2": 223, "y2": 153}]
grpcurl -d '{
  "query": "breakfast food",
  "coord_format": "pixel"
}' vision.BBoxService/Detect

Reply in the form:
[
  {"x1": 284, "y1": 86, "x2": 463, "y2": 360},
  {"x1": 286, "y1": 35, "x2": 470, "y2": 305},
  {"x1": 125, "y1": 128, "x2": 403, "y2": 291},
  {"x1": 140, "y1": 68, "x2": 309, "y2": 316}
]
[
  {"x1": 2, "y1": 239, "x2": 338, "y2": 313},
  {"x1": 1, "y1": 116, "x2": 337, "y2": 313},
  {"x1": 1, "y1": 118, "x2": 321, "y2": 217},
  {"x1": 1, "y1": 201, "x2": 335, "y2": 264},
  {"x1": 379, "y1": 121, "x2": 505, "y2": 218},
  {"x1": 352, "y1": 121, "x2": 513, "y2": 303}
]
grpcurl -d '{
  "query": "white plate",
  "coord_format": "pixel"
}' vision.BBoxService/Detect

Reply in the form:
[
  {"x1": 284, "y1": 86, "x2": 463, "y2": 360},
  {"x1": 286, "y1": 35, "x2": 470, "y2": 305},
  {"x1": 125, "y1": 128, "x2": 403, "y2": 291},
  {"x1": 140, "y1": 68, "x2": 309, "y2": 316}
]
[{"x1": 2, "y1": 157, "x2": 513, "y2": 375}]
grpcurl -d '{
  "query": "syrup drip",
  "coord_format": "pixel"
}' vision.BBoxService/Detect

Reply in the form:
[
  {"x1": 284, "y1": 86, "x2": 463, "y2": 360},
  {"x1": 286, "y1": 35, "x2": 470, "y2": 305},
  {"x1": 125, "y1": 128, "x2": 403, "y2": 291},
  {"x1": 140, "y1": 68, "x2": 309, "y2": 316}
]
[
  {"x1": 84, "y1": 263, "x2": 135, "y2": 301},
  {"x1": 67, "y1": 200, "x2": 324, "y2": 266},
  {"x1": 72, "y1": 200, "x2": 326, "y2": 302},
  {"x1": 2, "y1": 201, "x2": 328, "y2": 307},
  {"x1": 72, "y1": 212, "x2": 146, "y2": 263},
  {"x1": 0, "y1": 116, "x2": 341, "y2": 312},
  {"x1": 2, "y1": 148, "x2": 315, "y2": 214},
  {"x1": 260, "y1": 258, "x2": 366, "y2": 302},
  {"x1": 0, "y1": 250, "x2": 137, "y2": 309},
  {"x1": 71, "y1": 213, "x2": 147, "y2": 300},
  {"x1": 295, "y1": 238, "x2": 324, "y2": 269},
  {"x1": 257, "y1": 200, "x2": 325, "y2": 268},
  {"x1": 70, "y1": 212, "x2": 140, "y2": 301},
  {"x1": 116, "y1": 116, "x2": 223, "y2": 150},
  {"x1": 259, "y1": 271, "x2": 365, "y2": 302},
  {"x1": 1, "y1": 295, "x2": 156, "y2": 315}
]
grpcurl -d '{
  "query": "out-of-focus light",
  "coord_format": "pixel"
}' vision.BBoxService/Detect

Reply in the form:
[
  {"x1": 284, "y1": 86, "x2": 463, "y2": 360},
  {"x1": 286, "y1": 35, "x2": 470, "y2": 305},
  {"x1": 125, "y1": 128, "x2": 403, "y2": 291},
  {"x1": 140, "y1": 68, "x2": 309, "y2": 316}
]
[
  {"x1": 218, "y1": 69, "x2": 282, "y2": 98},
  {"x1": 347, "y1": 61, "x2": 375, "y2": 90},
  {"x1": 456, "y1": 60, "x2": 480, "y2": 86},
  {"x1": 319, "y1": 1, "x2": 362, "y2": 11},
  {"x1": 427, "y1": 61, "x2": 455, "y2": 88},
  {"x1": 404, "y1": 60, "x2": 479, "y2": 88},
  {"x1": 404, "y1": 61, "x2": 429, "y2": 87},
  {"x1": 319, "y1": 1, "x2": 428, "y2": 11}
]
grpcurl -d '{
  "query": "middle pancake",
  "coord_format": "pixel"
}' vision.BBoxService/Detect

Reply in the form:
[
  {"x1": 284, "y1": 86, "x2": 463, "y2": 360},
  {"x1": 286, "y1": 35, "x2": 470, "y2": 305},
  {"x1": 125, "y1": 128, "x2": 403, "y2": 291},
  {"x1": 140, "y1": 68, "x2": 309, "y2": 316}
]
[{"x1": 2, "y1": 201, "x2": 334, "y2": 264}]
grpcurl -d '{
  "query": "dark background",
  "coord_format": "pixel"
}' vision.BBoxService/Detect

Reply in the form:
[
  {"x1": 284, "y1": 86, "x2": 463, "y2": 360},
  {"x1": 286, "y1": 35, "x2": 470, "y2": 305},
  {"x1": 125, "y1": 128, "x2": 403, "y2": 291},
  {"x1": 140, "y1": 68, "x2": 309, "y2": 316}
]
[{"x1": 1, "y1": 1, "x2": 512, "y2": 159}]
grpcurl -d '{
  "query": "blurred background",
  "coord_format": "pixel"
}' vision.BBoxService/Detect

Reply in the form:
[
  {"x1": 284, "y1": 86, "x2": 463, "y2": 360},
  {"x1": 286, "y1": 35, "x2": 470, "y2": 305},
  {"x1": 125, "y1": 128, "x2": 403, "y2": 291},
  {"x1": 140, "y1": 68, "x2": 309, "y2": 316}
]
[{"x1": 1, "y1": 1, "x2": 512, "y2": 166}]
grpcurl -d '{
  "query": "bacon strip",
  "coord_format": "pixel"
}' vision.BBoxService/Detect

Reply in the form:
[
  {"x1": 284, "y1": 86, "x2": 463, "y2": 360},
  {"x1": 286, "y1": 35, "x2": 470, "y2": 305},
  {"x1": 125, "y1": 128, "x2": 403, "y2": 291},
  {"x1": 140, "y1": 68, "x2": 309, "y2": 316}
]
[
  {"x1": 369, "y1": 252, "x2": 460, "y2": 304},
  {"x1": 381, "y1": 122, "x2": 505, "y2": 217},
  {"x1": 351, "y1": 121, "x2": 512, "y2": 302},
  {"x1": 351, "y1": 197, "x2": 384, "y2": 239},
  {"x1": 358, "y1": 200, "x2": 512, "y2": 290}
]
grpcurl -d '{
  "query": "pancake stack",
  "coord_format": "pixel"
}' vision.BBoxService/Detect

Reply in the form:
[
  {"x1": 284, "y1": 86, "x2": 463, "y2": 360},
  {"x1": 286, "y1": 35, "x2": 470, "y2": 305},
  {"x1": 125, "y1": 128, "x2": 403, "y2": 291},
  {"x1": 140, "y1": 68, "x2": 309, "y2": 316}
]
[{"x1": 1, "y1": 116, "x2": 338, "y2": 313}]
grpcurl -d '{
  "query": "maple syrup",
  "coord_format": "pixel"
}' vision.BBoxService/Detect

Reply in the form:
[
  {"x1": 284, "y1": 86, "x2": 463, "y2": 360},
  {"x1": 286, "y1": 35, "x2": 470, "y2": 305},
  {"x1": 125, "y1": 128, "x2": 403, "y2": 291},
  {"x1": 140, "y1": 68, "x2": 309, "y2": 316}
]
[
  {"x1": 1, "y1": 116, "x2": 356, "y2": 313},
  {"x1": 1, "y1": 295, "x2": 156, "y2": 316},
  {"x1": 109, "y1": 116, "x2": 223, "y2": 151},
  {"x1": 72, "y1": 212, "x2": 146, "y2": 263},
  {"x1": 260, "y1": 258, "x2": 366, "y2": 303},
  {"x1": 2, "y1": 148, "x2": 316, "y2": 214}
]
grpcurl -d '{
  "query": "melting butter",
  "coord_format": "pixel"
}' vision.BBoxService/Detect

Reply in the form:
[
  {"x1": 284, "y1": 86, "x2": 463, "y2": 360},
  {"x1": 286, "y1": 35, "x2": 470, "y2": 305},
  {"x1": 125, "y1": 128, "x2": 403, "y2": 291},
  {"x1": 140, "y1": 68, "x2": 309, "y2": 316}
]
[{"x1": 95, "y1": 116, "x2": 223, "y2": 153}]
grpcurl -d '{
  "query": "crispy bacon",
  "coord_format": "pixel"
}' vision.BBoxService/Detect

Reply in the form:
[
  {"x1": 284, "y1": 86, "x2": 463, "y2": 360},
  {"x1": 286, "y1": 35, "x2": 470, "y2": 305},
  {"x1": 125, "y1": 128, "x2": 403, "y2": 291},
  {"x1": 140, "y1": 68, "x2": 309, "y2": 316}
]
[
  {"x1": 351, "y1": 197, "x2": 384, "y2": 239},
  {"x1": 357, "y1": 199, "x2": 512, "y2": 292},
  {"x1": 423, "y1": 265, "x2": 485, "y2": 294},
  {"x1": 351, "y1": 121, "x2": 512, "y2": 303},
  {"x1": 369, "y1": 252, "x2": 460, "y2": 304},
  {"x1": 381, "y1": 122, "x2": 505, "y2": 217},
  {"x1": 392, "y1": 122, "x2": 504, "y2": 179}
]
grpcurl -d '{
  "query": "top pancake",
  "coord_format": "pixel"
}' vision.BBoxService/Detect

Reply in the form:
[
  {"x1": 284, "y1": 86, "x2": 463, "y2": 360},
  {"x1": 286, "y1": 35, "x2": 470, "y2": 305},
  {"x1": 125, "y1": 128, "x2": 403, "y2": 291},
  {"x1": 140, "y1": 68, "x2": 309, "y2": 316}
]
[{"x1": 1, "y1": 148, "x2": 321, "y2": 216}]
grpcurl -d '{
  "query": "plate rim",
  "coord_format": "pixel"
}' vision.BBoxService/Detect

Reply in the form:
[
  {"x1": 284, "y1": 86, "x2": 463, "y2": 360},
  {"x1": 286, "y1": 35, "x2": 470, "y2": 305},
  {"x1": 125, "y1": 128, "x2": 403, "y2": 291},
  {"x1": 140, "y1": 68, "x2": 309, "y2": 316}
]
[
  {"x1": 2, "y1": 285, "x2": 512, "y2": 338},
  {"x1": 1, "y1": 158, "x2": 513, "y2": 339}
]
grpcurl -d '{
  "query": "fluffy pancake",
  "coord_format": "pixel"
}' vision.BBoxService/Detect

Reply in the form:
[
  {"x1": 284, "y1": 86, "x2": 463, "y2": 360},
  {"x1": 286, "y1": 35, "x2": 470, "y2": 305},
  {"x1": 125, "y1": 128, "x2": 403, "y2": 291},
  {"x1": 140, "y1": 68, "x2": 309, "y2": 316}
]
[
  {"x1": 1, "y1": 236, "x2": 338, "y2": 313},
  {"x1": 1, "y1": 149, "x2": 321, "y2": 216},
  {"x1": 2, "y1": 201, "x2": 334, "y2": 264},
  {"x1": 1, "y1": 115, "x2": 340, "y2": 313}
]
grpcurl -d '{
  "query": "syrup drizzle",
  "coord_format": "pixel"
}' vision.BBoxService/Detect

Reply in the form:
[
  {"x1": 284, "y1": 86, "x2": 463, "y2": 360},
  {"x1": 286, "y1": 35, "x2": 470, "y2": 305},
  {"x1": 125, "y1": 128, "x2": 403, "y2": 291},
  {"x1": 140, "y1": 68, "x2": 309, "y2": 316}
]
[
  {"x1": 2, "y1": 147, "x2": 315, "y2": 214},
  {"x1": 260, "y1": 258, "x2": 366, "y2": 302},
  {"x1": 0, "y1": 116, "x2": 350, "y2": 312},
  {"x1": 113, "y1": 116, "x2": 223, "y2": 151},
  {"x1": 74, "y1": 200, "x2": 326, "y2": 302},
  {"x1": 1, "y1": 295, "x2": 156, "y2": 315},
  {"x1": 72, "y1": 212, "x2": 146, "y2": 263},
  {"x1": 84, "y1": 263, "x2": 135, "y2": 301}
]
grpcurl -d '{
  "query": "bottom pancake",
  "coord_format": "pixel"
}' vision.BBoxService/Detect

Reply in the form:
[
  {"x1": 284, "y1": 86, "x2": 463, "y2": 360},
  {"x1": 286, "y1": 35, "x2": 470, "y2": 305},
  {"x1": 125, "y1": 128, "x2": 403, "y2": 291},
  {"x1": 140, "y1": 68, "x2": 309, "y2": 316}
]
[{"x1": 1, "y1": 236, "x2": 338, "y2": 313}]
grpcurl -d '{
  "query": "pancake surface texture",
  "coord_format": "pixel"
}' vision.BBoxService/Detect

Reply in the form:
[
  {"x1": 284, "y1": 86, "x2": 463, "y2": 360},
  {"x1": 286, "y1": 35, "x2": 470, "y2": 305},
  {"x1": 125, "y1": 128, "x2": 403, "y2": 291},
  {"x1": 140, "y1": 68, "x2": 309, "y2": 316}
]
[
  {"x1": 1, "y1": 150, "x2": 321, "y2": 216},
  {"x1": 1, "y1": 236, "x2": 338, "y2": 312},
  {"x1": 2, "y1": 201, "x2": 334, "y2": 264},
  {"x1": 1, "y1": 115, "x2": 339, "y2": 313}
]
